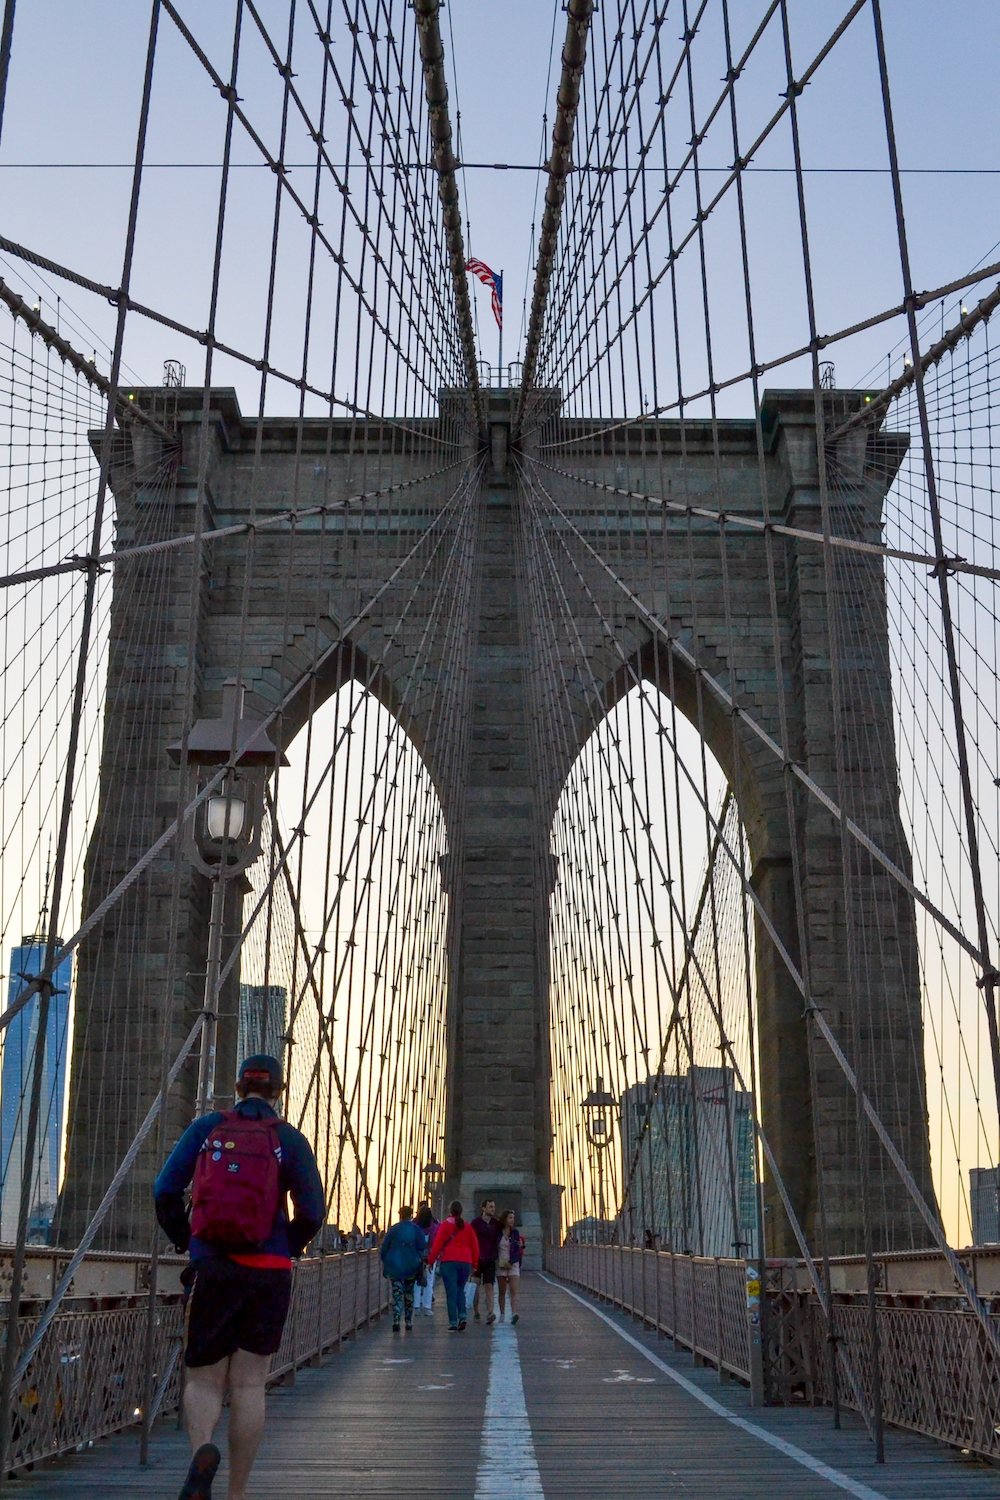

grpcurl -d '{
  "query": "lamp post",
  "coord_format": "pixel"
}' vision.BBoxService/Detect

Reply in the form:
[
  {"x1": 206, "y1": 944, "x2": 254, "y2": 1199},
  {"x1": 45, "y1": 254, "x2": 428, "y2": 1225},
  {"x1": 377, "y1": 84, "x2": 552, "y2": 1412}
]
[
  {"x1": 582, "y1": 1076, "x2": 617, "y2": 1233},
  {"x1": 422, "y1": 1156, "x2": 445, "y2": 1220},
  {"x1": 168, "y1": 680, "x2": 288, "y2": 1116}
]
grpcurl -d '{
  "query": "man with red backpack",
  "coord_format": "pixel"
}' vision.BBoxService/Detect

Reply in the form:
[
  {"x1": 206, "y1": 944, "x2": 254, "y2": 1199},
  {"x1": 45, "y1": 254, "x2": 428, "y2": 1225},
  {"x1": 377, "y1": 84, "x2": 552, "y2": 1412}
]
[{"x1": 155, "y1": 1055, "x2": 324, "y2": 1500}]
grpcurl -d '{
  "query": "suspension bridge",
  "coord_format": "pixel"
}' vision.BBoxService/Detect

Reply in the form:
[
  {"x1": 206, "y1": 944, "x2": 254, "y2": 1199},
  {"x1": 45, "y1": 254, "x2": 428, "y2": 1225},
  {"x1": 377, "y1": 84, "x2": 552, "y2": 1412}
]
[{"x1": 0, "y1": 0, "x2": 998, "y2": 1493}]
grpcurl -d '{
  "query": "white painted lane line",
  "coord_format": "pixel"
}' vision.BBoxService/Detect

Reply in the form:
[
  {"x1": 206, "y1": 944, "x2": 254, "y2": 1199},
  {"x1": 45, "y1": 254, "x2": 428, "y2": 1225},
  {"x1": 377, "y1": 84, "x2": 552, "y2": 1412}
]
[
  {"x1": 475, "y1": 1321, "x2": 545, "y2": 1498},
  {"x1": 540, "y1": 1274, "x2": 890, "y2": 1500}
]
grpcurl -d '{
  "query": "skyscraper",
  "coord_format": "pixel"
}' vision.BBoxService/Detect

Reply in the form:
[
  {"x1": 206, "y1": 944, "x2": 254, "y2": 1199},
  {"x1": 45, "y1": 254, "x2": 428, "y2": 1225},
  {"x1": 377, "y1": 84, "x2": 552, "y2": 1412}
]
[
  {"x1": 238, "y1": 983, "x2": 288, "y2": 1066},
  {"x1": 0, "y1": 937, "x2": 73, "y2": 1244},
  {"x1": 970, "y1": 1166, "x2": 1000, "y2": 1245},
  {"x1": 620, "y1": 1066, "x2": 759, "y2": 1257}
]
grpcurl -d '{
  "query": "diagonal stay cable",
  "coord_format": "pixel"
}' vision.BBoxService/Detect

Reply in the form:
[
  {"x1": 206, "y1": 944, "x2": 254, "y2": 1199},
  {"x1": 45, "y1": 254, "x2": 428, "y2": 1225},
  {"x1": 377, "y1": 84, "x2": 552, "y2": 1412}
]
[
  {"x1": 184, "y1": 455, "x2": 482, "y2": 1011},
  {"x1": 534, "y1": 459, "x2": 1000, "y2": 585},
  {"x1": 0, "y1": 278, "x2": 175, "y2": 439},
  {"x1": 615, "y1": 789, "x2": 732, "y2": 1226},
  {"x1": 529, "y1": 256, "x2": 1000, "y2": 451},
  {"x1": 525, "y1": 461, "x2": 987, "y2": 972},
  {"x1": 0, "y1": 455, "x2": 471, "y2": 591},
  {"x1": 0, "y1": 233, "x2": 461, "y2": 445},
  {"x1": 0, "y1": 461, "x2": 482, "y2": 1037},
  {"x1": 265, "y1": 801, "x2": 380, "y2": 1224}
]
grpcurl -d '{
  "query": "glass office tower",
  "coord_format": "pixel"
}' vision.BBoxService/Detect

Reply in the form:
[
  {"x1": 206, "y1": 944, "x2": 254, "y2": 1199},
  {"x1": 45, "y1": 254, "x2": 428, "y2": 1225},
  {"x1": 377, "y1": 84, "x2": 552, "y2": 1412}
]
[
  {"x1": 237, "y1": 983, "x2": 288, "y2": 1066},
  {"x1": 620, "y1": 1066, "x2": 759, "y2": 1257},
  {"x1": 0, "y1": 937, "x2": 73, "y2": 1244}
]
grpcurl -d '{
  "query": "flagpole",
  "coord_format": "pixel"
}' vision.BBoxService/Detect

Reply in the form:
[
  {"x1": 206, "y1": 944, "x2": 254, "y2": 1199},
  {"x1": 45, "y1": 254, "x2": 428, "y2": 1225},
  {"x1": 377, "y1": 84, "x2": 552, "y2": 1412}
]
[{"x1": 499, "y1": 268, "x2": 503, "y2": 385}]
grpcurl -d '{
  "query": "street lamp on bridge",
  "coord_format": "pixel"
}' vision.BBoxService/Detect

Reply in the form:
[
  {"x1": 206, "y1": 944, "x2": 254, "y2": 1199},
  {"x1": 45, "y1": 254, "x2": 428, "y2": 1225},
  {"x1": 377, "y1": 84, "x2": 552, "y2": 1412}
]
[
  {"x1": 422, "y1": 1156, "x2": 445, "y2": 1219},
  {"x1": 582, "y1": 1076, "x2": 617, "y2": 1229},
  {"x1": 168, "y1": 680, "x2": 287, "y2": 1116}
]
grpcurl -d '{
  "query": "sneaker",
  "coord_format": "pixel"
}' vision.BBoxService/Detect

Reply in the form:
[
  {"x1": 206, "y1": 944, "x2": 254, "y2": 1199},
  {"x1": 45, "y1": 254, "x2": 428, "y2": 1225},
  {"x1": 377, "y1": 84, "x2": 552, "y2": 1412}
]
[
  {"x1": 425, "y1": 1308, "x2": 434, "y2": 1318},
  {"x1": 474, "y1": 1311, "x2": 481, "y2": 1321},
  {"x1": 177, "y1": 1443, "x2": 221, "y2": 1500},
  {"x1": 405, "y1": 1321, "x2": 413, "y2": 1330},
  {"x1": 511, "y1": 1313, "x2": 519, "y2": 1325},
  {"x1": 486, "y1": 1313, "x2": 496, "y2": 1325},
  {"x1": 448, "y1": 1323, "x2": 458, "y2": 1332},
  {"x1": 392, "y1": 1322, "x2": 400, "y2": 1333},
  {"x1": 458, "y1": 1318, "x2": 467, "y2": 1331}
]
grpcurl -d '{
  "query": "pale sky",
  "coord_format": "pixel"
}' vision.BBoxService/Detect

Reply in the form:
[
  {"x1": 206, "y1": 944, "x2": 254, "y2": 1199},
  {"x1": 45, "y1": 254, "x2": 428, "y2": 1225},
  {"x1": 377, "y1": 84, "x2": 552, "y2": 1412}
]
[{"x1": 0, "y1": 2, "x2": 998, "y2": 405}]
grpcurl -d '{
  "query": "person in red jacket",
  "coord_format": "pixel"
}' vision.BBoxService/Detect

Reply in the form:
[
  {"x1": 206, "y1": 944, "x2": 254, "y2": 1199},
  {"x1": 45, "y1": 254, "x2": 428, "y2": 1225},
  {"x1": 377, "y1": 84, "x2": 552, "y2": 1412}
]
[{"x1": 427, "y1": 1199, "x2": 480, "y2": 1331}]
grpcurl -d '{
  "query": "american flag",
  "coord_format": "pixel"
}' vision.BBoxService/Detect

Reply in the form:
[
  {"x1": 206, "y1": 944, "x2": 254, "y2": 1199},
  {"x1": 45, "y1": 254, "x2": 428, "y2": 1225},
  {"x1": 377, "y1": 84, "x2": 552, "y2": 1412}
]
[{"x1": 466, "y1": 258, "x2": 502, "y2": 330}]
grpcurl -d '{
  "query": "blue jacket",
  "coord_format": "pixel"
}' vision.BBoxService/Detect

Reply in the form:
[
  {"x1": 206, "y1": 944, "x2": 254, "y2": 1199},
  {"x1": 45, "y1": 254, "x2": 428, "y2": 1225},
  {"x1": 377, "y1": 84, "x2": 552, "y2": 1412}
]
[
  {"x1": 499, "y1": 1226, "x2": 524, "y2": 1266},
  {"x1": 154, "y1": 1097, "x2": 325, "y2": 1264},
  {"x1": 380, "y1": 1219, "x2": 427, "y2": 1281}
]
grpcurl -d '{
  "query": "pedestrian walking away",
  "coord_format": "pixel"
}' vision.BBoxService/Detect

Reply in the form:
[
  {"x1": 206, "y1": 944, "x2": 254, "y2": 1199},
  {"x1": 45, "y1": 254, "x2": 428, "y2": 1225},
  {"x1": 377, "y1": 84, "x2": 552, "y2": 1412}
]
[
  {"x1": 412, "y1": 1201, "x2": 439, "y2": 1317},
  {"x1": 380, "y1": 1204, "x2": 427, "y2": 1330},
  {"x1": 155, "y1": 1055, "x2": 324, "y2": 1500},
  {"x1": 496, "y1": 1208, "x2": 525, "y2": 1323},
  {"x1": 427, "y1": 1199, "x2": 480, "y2": 1330},
  {"x1": 470, "y1": 1196, "x2": 502, "y2": 1324}
]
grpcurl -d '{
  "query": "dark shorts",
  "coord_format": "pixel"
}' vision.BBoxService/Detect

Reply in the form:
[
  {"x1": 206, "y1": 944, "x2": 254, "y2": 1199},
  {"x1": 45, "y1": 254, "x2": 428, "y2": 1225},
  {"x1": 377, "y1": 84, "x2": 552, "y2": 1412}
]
[
  {"x1": 478, "y1": 1258, "x2": 498, "y2": 1285},
  {"x1": 183, "y1": 1258, "x2": 292, "y2": 1367}
]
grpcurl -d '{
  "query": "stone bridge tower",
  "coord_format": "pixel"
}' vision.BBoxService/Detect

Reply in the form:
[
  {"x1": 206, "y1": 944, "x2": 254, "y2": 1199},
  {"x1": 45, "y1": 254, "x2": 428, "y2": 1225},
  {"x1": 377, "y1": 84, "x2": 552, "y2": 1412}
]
[{"x1": 58, "y1": 382, "x2": 934, "y2": 1260}]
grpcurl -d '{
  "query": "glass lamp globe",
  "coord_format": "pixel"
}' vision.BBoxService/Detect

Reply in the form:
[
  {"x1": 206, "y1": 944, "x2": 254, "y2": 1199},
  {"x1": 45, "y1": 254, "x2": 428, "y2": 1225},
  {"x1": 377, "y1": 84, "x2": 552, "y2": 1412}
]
[{"x1": 206, "y1": 793, "x2": 246, "y2": 843}]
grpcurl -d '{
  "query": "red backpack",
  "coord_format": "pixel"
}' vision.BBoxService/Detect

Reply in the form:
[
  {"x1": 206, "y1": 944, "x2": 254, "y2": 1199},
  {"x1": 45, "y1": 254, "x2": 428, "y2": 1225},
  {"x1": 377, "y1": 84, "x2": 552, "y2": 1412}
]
[{"x1": 190, "y1": 1110, "x2": 283, "y2": 1250}]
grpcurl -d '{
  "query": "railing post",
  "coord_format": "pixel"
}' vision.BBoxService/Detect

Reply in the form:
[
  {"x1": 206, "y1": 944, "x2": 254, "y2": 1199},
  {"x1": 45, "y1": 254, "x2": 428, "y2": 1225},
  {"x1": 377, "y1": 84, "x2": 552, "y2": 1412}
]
[
  {"x1": 669, "y1": 1250, "x2": 679, "y2": 1349},
  {"x1": 746, "y1": 1258, "x2": 765, "y2": 1407},
  {"x1": 283, "y1": 1264, "x2": 298, "y2": 1386},
  {"x1": 333, "y1": 1248, "x2": 342, "y2": 1349},
  {"x1": 139, "y1": 1248, "x2": 160, "y2": 1464},
  {"x1": 312, "y1": 1251, "x2": 326, "y2": 1366}
]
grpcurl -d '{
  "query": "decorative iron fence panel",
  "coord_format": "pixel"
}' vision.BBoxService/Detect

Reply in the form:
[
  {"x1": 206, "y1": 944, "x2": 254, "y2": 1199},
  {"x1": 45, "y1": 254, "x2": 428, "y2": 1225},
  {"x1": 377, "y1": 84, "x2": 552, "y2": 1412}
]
[
  {"x1": 546, "y1": 1245, "x2": 751, "y2": 1380},
  {"x1": 9, "y1": 1298, "x2": 184, "y2": 1471},
  {"x1": 719, "y1": 1260, "x2": 750, "y2": 1373},
  {"x1": 812, "y1": 1301, "x2": 1000, "y2": 1461},
  {"x1": 3, "y1": 1248, "x2": 386, "y2": 1473}
]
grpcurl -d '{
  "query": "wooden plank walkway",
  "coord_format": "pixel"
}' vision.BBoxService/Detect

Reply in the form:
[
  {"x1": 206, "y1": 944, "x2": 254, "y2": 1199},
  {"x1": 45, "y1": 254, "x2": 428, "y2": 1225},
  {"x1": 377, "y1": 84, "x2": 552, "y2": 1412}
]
[{"x1": 7, "y1": 1272, "x2": 999, "y2": 1498}]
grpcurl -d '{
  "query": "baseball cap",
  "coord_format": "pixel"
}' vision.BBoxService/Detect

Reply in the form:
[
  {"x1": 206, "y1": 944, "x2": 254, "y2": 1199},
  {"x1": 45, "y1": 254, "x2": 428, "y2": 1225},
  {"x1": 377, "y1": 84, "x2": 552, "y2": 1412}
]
[{"x1": 238, "y1": 1054, "x2": 284, "y2": 1089}]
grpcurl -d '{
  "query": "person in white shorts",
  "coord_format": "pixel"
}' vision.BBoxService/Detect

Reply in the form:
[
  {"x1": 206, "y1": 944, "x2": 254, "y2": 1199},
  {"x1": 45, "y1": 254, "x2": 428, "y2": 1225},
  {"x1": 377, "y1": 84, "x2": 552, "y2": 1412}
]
[
  {"x1": 412, "y1": 1203, "x2": 439, "y2": 1316},
  {"x1": 496, "y1": 1208, "x2": 525, "y2": 1323}
]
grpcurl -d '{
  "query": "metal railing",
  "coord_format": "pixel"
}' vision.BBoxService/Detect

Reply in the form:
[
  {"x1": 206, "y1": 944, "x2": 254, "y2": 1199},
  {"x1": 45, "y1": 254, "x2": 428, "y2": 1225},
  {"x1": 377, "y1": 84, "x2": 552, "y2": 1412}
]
[
  {"x1": 811, "y1": 1297, "x2": 1000, "y2": 1460},
  {"x1": 477, "y1": 359, "x2": 523, "y2": 388},
  {"x1": 546, "y1": 1243, "x2": 754, "y2": 1383},
  {"x1": 546, "y1": 1242, "x2": 1000, "y2": 1462},
  {"x1": 2, "y1": 1248, "x2": 387, "y2": 1474}
]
